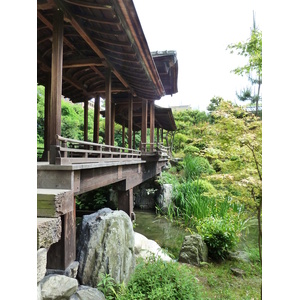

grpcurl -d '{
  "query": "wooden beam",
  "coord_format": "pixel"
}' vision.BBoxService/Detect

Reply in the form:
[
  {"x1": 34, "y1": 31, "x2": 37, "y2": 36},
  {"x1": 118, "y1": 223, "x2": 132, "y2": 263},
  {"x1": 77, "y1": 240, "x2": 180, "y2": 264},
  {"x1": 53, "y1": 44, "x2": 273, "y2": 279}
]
[
  {"x1": 37, "y1": 10, "x2": 75, "y2": 51},
  {"x1": 64, "y1": 0, "x2": 112, "y2": 10},
  {"x1": 63, "y1": 58, "x2": 104, "y2": 68},
  {"x1": 49, "y1": 9, "x2": 64, "y2": 154},
  {"x1": 74, "y1": 12, "x2": 120, "y2": 25},
  {"x1": 53, "y1": 0, "x2": 134, "y2": 94}
]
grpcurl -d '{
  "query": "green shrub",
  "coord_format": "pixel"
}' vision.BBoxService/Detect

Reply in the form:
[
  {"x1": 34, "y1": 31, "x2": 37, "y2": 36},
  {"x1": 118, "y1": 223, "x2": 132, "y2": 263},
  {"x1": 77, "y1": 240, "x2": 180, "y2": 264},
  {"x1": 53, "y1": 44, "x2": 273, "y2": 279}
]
[
  {"x1": 183, "y1": 155, "x2": 215, "y2": 180},
  {"x1": 118, "y1": 256, "x2": 203, "y2": 300},
  {"x1": 196, "y1": 216, "x2": 242, "y2": 261}
]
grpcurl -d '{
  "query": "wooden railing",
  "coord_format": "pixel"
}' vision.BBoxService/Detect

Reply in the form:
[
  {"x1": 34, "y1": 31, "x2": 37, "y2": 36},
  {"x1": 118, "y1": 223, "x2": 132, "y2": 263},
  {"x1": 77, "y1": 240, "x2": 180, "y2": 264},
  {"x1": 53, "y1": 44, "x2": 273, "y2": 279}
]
[
  {"x1": 140, "y1": 143, "x2": 170, "y2": 158},
  {"x1": 52, "y1": 135, "x2": 141, "y2": 165}
]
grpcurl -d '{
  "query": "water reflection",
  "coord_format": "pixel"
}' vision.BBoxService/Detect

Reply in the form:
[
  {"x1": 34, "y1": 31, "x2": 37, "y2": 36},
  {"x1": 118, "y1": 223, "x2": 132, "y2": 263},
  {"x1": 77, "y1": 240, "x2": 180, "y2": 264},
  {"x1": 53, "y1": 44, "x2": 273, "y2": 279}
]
[{"x1": 134, "y1": 209, "x2": 188, "y2": 258}]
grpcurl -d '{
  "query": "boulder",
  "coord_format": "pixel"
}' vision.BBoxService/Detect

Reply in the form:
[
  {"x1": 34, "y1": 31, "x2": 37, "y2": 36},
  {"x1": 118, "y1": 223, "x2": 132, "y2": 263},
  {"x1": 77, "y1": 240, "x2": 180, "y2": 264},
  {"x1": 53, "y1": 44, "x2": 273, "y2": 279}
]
[
  {"x1": 40, "y1": 274, "x2": 78, "y2": 300},
  {"x1": 157, "y1": 184, "x2": 173, "y2": 214},
  {"x1": 77, "y1": 208, "x2": 135, "y2": 287},
  {"x1": 178, "y1": 234, "x2": 208, "y2": 266},
  {"x1": 37, "y1": 248, "x2": 47, "y2": 283},
  {"x1": 134, "y1": 232, "x2": 172, "y2": 262},
  {"x1": 70, "y1": 285, "x2": 105, "y2": 300},
  {"x1": 37, "y1": 217, "x2": 61, "y2": 249}
]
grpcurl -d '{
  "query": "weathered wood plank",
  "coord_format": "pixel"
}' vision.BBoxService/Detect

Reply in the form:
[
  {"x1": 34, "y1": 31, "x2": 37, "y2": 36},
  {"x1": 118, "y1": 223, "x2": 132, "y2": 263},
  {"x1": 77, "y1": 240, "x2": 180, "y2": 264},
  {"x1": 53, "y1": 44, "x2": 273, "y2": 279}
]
[{"x1": 37, "y1": 189, "x2": 73, "y2": 217}]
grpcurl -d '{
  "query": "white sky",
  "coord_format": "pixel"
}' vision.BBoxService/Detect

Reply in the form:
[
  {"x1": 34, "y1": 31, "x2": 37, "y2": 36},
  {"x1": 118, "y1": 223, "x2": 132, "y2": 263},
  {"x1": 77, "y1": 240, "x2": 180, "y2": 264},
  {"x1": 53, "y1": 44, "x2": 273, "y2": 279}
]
[{"x1": 133, "y1": 0, "x2": 262, "y2": 111}]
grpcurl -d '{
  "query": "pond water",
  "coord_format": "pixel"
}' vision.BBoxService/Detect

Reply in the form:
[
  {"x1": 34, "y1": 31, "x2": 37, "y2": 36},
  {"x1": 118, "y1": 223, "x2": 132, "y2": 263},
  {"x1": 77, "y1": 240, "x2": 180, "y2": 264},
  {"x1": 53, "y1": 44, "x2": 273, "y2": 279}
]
[{"x1": 134, "y1": 209, "x2": 188, "y2": 259}]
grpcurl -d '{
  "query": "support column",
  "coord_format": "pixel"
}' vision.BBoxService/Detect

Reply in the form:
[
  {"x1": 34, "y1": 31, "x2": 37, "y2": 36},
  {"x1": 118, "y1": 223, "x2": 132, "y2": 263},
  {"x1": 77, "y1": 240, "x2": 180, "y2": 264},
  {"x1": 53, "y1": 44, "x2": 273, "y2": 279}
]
[
  {"x1": 149, "y1": 101, "x2": 155, "y2": 151},
  {"x1": 141, "y1": 99, "x2": 148, "y2": 145},
  {"x1": 49, "y1": 9, "x2": 64, "y2": 164},
  {"x1": 42, "y1": 73, "x2": 51, "y2": 161},
  {"x1": 111, "y1": 101, "x2": 115, "y2": 145},
  {"x1": 84, "y1": 99, "x2": 88, "y2": 142},
  {"x1": 128, "y1": 95, "x2": 133, "y2": 149},
  {"x1": 93, "y1": 95, "x2": 100, "y2": 143},
  {"x1": 118, "y1": 188, "x2": 134, "y2": 221},
  {"x1": 122, "y1": 121, "x2": 125, "y2": 148},
  {"x1": 105, "y1": 68, "x2": 112, "y2": 145},
  {"x1": 133, "y1": 131, "x2": 136, "y2": 149},
  {"x1": 47, "y1": 197, "x2": 76, "y2": 270},
  {"x1": 156, "y1": 127, "x2": 160, "y2": 146}
]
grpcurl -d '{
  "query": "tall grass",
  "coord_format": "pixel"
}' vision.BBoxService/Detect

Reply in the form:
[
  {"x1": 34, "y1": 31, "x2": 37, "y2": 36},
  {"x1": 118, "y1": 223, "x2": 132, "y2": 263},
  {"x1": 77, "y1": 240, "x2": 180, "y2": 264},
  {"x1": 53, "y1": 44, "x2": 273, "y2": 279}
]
[{"x1": 172, "y1": 180, "x2": 244, "y2": 226}]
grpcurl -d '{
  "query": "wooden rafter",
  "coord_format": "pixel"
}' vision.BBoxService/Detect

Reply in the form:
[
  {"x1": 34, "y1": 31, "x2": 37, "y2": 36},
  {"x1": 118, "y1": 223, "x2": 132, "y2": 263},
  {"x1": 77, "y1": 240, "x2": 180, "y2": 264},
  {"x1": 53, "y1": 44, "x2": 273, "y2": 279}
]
[
  {"x1": 64, "y1": 0, "x2": 112, "y2": 10},
  {"x1": 53, "y1": 0, "x2": 135, "y2": 95},
  {"x1": 63, "y1": 57, "x2": 104, "y2": 68}
]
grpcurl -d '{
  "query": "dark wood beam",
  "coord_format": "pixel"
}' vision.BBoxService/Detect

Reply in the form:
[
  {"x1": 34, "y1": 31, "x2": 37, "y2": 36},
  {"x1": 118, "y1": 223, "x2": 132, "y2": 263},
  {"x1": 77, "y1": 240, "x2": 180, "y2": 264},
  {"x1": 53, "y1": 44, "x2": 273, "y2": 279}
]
[
  {"x1": 63, "y1": 58, "x2": 104, "y2": 68},
  {"x1": 53, "y1": 0, "x2": 134, "y2": 94},
  {"x1": 64, "y1": 0, "x2": 112, "y2": 10},
  {"x1": 37, "y1": 10, "x2": 75, "y2": 51}
]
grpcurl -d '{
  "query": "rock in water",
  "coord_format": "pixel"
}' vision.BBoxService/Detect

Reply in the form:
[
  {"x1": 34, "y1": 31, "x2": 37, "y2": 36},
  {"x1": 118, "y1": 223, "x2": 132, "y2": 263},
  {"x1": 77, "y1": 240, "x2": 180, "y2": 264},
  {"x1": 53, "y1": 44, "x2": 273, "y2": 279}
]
[
  {"x1": 134, "y1": 232, "x2": 172, "y2": 261},
  {"x1": 76, "y1": 208, "x2": 135, "y2": 287},
  {"x1": 178, "y1": 234, "x2": 208, "y2": 266}
]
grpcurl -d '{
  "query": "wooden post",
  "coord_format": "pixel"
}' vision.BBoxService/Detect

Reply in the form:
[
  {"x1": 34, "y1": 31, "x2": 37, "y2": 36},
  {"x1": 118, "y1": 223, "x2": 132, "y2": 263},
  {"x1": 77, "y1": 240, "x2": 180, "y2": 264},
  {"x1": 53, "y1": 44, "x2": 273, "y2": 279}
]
[
  {"x1": 141, "y1": 99, "x2": 148, "y2": 145},
  {"x1": 105, "y1": 68, "x2": 112, "y2": 146},
  {"x1": 42, "y1": 73, "x2": 51, "y2": 161},
  {"x1": 133, "y1": 131, "x2": 136, "y2": 149},
  {"x1": 156, "y1": 127, "x2": 160, "y2": 146},
  {"x1": 47, "y1": 197, "x2": 76, "y2": 270},
  {"x1": 118, "y1": 188, "x2": 134, "y2": 220},
  {"x1": 122, "y1": 121, "x2": 125, "y2": 148},
  {"x1": 149, "y1": 101, "x2": 155, "y2": 151},
  {"x1": 84, "y1": 99, "x2": 88, "y2": 142},
  {"x1": 93, "y1": 95, "x2": 100, "y2": 144},
  {"x1": 49, "y1": 9, "x2": 64, "y2": 163},
  {"x1": 128, "y1": 95, "x2": 133, "y2": 149},
  {"x1": 111, "y1": 101, "x2": 115, "y2": 146}
]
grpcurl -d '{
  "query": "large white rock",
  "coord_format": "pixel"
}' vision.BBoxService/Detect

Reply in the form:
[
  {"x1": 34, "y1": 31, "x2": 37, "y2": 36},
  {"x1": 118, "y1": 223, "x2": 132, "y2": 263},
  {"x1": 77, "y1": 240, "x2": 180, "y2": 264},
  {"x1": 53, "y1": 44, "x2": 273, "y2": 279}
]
[
  {"x1": 134, "y1": 232, "x2": 172, "y2": 262},
  {"x1": 40, "y1": 274, "x2": 78, "y2": 299},
  {"x1": 37, "y1": 248, "x2": 47, "y2": 283},
  {"x1": 77, "y1": 208, "x2": 135, "y2": 287},
  {"x1": 70, "y1": 285, "x2": 105, "y2": 300}
]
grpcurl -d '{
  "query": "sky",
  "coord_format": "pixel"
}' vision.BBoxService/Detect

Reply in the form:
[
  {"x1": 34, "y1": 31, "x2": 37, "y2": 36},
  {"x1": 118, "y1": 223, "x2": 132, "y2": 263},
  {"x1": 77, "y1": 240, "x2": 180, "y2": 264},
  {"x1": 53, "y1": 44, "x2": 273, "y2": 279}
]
[{"x1": 133, "y1": 0, "x2": 262, "y2": 111}]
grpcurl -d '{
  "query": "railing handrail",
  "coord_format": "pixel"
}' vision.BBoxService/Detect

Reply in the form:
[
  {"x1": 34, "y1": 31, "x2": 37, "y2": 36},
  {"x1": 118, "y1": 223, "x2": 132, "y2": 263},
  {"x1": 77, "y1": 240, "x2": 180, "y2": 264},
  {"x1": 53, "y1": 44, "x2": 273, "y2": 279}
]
[{"x1": 56, "y1": 134, "x2": 141, "y2": 154}]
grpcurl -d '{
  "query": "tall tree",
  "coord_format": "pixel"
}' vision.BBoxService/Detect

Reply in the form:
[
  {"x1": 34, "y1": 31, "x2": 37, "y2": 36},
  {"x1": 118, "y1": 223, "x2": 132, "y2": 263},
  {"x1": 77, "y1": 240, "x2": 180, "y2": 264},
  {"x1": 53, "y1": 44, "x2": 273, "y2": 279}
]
[{"x1": 227, "y1": 12, "x2": 262, "y2": 116}]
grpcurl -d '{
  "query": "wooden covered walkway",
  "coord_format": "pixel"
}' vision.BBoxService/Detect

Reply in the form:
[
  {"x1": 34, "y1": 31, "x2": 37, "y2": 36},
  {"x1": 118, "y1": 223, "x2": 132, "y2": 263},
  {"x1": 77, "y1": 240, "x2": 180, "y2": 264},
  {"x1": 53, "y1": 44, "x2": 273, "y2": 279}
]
[{"x1": 37, "y1": 0, "x2": 178, "y2": 270}]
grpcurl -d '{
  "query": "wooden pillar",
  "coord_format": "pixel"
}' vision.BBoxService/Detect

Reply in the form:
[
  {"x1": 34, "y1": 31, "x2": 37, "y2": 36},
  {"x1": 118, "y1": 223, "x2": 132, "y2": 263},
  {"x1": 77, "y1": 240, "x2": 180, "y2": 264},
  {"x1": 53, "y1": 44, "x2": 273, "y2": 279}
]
[
  {"x1": 47, "y1": 197, "x2": 76, "y2": 270},
  {"x1": 84, "y1": 99, "x2": 88, "y2": 142},
  {"x1": 161, "y1": 128, "x2": 164, "y2": 144},
  {"x1": 49, "y1": 9, "x2": 64, "y2": 163},
  {"x1": 149, "y1": 101, "x2": 155, "y2": 151},
  {"x1": 118, "y1": 188, "x2": 134, "y2": 221},
  {"x1": 128, "y1": 95, "x2": 133, "y2": 149},
  {"x1": 42, "y1": 74, "x2": 51, "y2": 161},
  {"x1": 156, "y1": 127, "x2": 160, "y2": 145},
  {"x1": 122, "y1": 122, "x2": 125, "y2": 148},
  {"x1": 141, "y1": 99, "x2": 148, "y2": 144},
  {"x1": 93, "y1": 95, "x2": 100, "y2": 143},
  {"x1": 105, "y1": 68, "x2": 112, "y2": 145},
  {"x1": 111, "y1": 102, "x2": 115, "y2": 146},
  {"x1": 133, "y1": 131, "x2": 136, "y2": 149}
]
